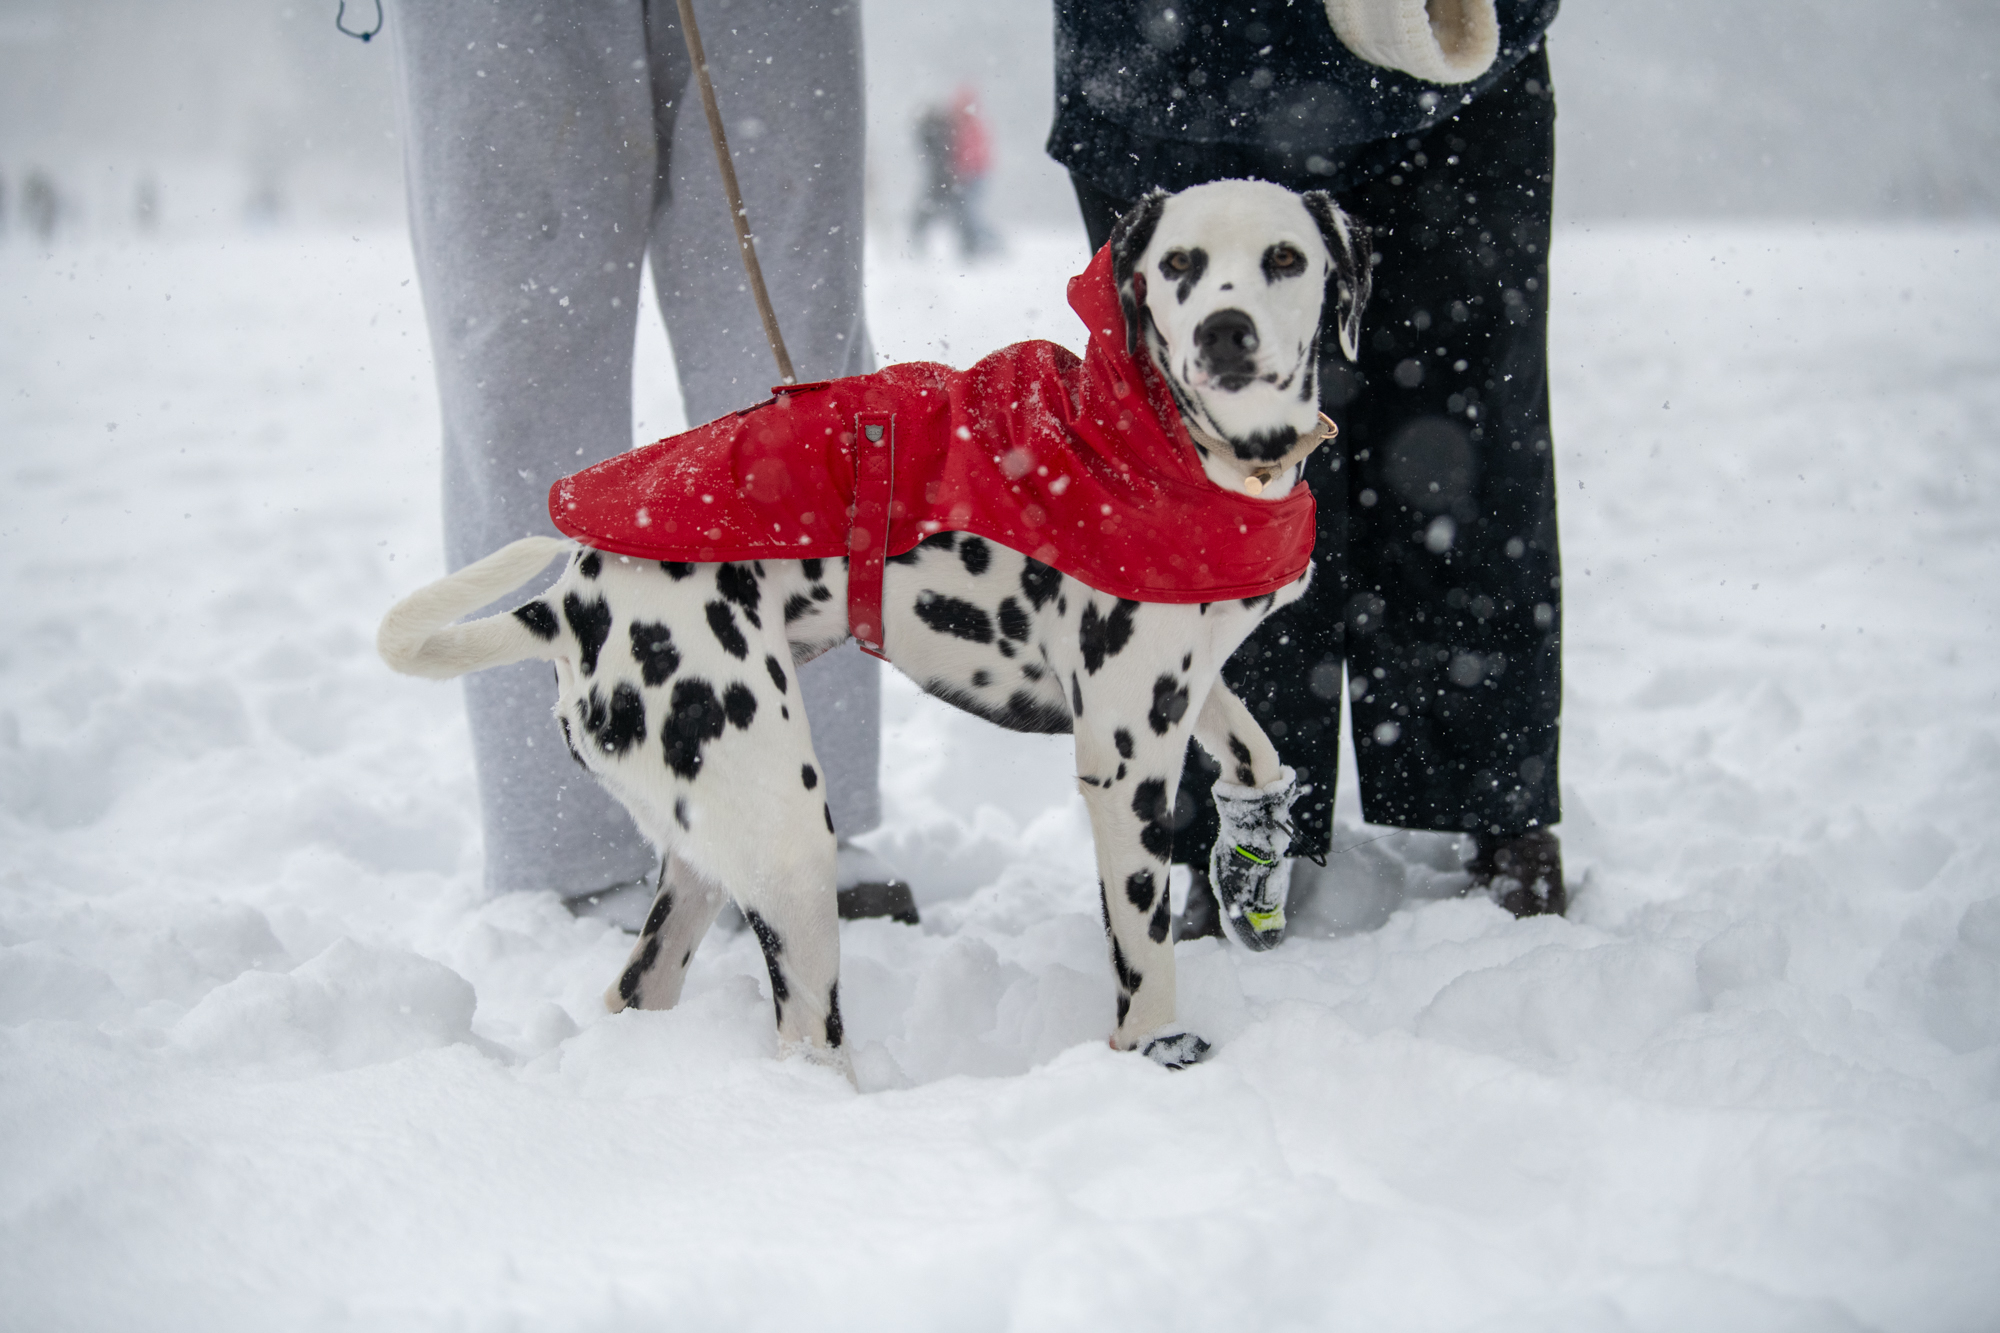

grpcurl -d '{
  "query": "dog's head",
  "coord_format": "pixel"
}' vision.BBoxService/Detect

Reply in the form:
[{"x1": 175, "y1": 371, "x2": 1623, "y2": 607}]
[{"x1": 1110, "y1": 180, "x2": 1370, "y2": 496}]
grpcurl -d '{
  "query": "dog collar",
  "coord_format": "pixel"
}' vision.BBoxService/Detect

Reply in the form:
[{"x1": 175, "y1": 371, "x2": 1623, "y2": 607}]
[{"x1": 1186, "y1": 413, "x2": 1339, "y2": 495}]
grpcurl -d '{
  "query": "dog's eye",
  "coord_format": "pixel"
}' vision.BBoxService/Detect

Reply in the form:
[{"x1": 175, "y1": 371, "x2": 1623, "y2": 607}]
[
  {"x1": 1163, "y1": 250, "x2": 1193, "y2": 274},
  {"x1": 1265, "y1": 244, "x2": 1305, "y2": 276}
]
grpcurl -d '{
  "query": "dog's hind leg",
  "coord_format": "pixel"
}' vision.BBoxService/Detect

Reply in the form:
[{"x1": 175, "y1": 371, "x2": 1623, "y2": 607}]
[
  {"x1": 729, "y1": 836, "x2": 846, "y2": 1074},
  {"x1": 604, "y1": 852, "x2": 730, "y2": 1013}
]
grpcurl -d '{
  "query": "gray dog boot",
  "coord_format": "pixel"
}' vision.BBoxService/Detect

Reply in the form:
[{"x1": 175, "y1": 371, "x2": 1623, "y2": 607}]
[{"x1": 1208, "y1": 766, "x2": 1297, "y2": 951}]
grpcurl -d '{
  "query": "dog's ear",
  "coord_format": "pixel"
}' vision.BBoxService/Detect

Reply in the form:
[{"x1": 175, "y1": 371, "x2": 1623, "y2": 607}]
[
  {"x1": 1109, "y1": 188, "x2": 1169, "y2": 287},
  {"x1": 1110, "y1": 188, "x2": 1169, "y2": 356},
  {"x1": 1303, "y1": 191, "x2": 1372, "y2": 363}
]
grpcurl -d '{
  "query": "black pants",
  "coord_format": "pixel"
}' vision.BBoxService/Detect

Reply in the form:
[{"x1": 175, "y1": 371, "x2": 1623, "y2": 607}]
[{"x1": 1071, "y1": 51, "x2": 1562, "y2": 862}]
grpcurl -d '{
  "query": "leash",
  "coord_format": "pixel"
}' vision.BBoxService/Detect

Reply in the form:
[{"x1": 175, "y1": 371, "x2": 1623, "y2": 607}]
[{"x1": 673, "y1": 0, "x2": 796, "y2": 384}]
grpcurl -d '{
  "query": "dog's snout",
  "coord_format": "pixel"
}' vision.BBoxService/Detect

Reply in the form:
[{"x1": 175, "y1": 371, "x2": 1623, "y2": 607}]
[{"x1": 1195, "y1": 309, "x2": 1260, "y2": 385}]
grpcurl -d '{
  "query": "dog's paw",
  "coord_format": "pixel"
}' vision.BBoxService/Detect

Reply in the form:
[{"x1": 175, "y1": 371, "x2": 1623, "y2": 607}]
[
  {"x1": 1138, "y1": 1030, "x2": 1213, "y2": 1070},
  {"x1": 778, "y1": 1036, "x2": 859, "y2": 1088}
]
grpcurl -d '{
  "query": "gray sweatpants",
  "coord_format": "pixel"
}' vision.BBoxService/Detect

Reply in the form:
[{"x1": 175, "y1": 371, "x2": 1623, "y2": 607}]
[{"x1": 389, "y1": 0, "x2": 880, "y2": 899}]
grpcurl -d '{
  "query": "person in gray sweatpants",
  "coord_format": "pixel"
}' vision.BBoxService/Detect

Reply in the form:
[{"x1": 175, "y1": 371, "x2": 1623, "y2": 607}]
[{"x1": 387, "y1": 0, "x2": 896, "y2": 915}]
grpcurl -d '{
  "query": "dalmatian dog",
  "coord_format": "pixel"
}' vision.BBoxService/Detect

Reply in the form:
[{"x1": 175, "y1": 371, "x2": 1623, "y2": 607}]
[{"x1": 378, "y1": 179, "x2": 1370, "y2": 1077}]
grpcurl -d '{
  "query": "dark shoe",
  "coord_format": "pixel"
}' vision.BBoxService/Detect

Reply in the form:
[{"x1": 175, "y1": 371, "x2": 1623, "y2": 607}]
[
  {"x1": 1467, "y1": 828, "x2": 1567, "y2": 917},
  {"x1": 837, "y1": 880, "x2": 920, "y2": 925},
  {"x1": 836, "y1": 842, "x2": 920, "y2": 925},
  {"x1": 1174, "y1": 865, "x2": 1225, "y2": 941}
]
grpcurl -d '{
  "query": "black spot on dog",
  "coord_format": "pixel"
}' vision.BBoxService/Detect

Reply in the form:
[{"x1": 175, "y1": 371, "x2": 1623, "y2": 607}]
[
  {"x1": 618, "y1": 934, "x2": 661, "y2": 1006},
  {"x1": 1071, "y1": 673, "x2": 1084, "y2": 717},
  {"x1": 997, "y1": 597, "x2": 1030, "y2": 643},
  {"x1": 801, "y1": 558, "x2": 824, "y2": 581},
  {"x1": 563, "y1": 592, "x2": 613, "y2": 677},
  {"x1": 629, "y1": 621, "x2": 680, "y2": 686},
  {"x1": 1163, "y1": 246, "x2": 1208, "y2": 304},
  {"x1": 681, "y1": 949, "x2": 692, "y2": 968},
  {"x1": 663, "y1": 678, "x2": 726, "y2": 778},
  {"x1": 1020, "y1": 661, "x2": 1044, "y2": 682},
  {"x1": 1149, "y1": 674, "x2": 1190, "y2": 735},
  {"x1": 674, "y1": 797, "x2": 690, "y2": 830},
  {"x1": 922, "y1": 681, "x2": 1073, "y2": 735},
  {"x1": 1241, "y1": 592, "x2": 1277, "y2": 612},
  {"x1": 1111, "y1": 934, "x2": 1143, "y2": 995},
  {"x1": 1228, "y1": 735, "x2": 1256, "y2": 784},
  {"x1": 581, "y1": 682, "x2": 647, "y2": 757},
  {"x1": 891, "y1": 531, "x2": 953, "y2": 566},
  {"x1": 1148, "y1": 892, "x2": 1172, "y2": 944},
  {"x1": 1125, "y1": 869, "x2": 1156, "y2": 914},
  {"x1": 1182, "y1": 653, "x2": 1193, "y2": 672},
  {"x1": 1079, "y1": 599, "x2": 1138, "y2": 674},
  {"x1": 1098, "y1": 879, "x2": 1112, "y2": 933},
  {"x1": 824, "y1": 802, "x2": 835, "y2": 834},
  {"x1": 577, "y1": 551, "x2": 602, "y2": 579},
  {"x1": 1057, "y1": 596, "x2": 1068, "y2": 617},
  {"x1": 716, "y1": 563, "x2": 762, "y2": 627},
  {"x1": 971, "y1": 669, "x2": 992, "y2": 689},
  {"x1": 744, "y1": 908, "x2": 788, "y2": 1024},
  {"x1": 811, "y1": 583, "x2": 833, "y2": 602},
  {"x1": 783, "y1": 592, "x2": 815, "y2": 623},
  {"x1": 723, "y1": 682, "x2": 757, "y2": 730},
  {"x1": 958, "y1": 536, "x2": 992, "y2": 576},
  {"x1": 801, "y1": 763, "x2": 818, "y2": 790},
  {"x1": 1117, "y1": 763, "x2": 1127, "y2": 781},
  {"x1": 514, "y1": 600, "x2": 559, "y2": 640},
  {"x1": 1114, "y1": 727, "x2": 1135, "y2": 760},
  {"x1": 705, "y1": 600, "x2": 749, "y2": 659},
  {"x1": 825, "y1": 981, "x2": 844, "y2": 1048},
  {"x1": 1020, "y1": 558, "x2": 1062, "y2": 610},
  {"x1": 765, "y1": 654, "x2": 788, "y2": 694},
  {"x1": 1117, "y1": 993, "x2": 1132, "y2": 1026},
  {"x1": 1232, "y1": 426, "x2": 1299, "y2": 464},
  {"x1": 1132, "y1": 778, "x2": 1175, "y2": 860},
  {"x1": 914, "y1": 591, "x2": 994, "y2": 643},
  {"x1": 558, "y1": 715, "x2": 587, "y2": 769},
  {"x1": 997, "y1": 640, "x2": 1016, "y2": 659},
  {"x1": 660, "y1": 561, "x2": 694, "y2": 580},
  {"x1": 643, "y1": 891, "x2": 674, "y2": 936}
]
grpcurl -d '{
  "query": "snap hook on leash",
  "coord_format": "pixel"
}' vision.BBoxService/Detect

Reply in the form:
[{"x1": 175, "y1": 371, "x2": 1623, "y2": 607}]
[{"x1": 335, "y1": 0, "x2": 382, "y2": 42}]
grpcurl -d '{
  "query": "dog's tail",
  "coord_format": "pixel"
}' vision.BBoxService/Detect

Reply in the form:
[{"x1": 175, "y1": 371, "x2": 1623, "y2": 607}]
[{"x1": 378, "y1": 536, "x2": 574, "y2": 680}]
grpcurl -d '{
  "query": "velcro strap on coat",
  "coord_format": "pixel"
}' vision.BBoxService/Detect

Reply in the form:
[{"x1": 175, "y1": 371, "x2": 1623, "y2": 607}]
[{"x1": 848, "y1": 412, "x2": 895, "y2": 660}]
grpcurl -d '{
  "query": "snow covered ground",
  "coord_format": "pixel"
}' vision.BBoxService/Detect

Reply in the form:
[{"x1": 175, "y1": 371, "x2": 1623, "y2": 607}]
[{"x1": 3, "y1": 219, "x2": 1998, "y2": 1331}]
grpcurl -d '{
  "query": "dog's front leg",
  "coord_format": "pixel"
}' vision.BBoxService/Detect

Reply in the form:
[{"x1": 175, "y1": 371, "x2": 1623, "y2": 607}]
[
  {"x1": 1194, "y1": 683, "x2": 1299, "y2": 951},
  {"x1": 1075, "y1": 710, "x2": 1211, "y2": 1069}
]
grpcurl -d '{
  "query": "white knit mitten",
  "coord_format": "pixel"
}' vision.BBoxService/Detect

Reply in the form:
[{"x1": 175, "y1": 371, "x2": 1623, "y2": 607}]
[
  {"x1": 1322, "y1": 0, "x2": 1499, "y2": 85},
  {"x1": 1209, "y1": 766, "x2": 1297, "y2": 952}
]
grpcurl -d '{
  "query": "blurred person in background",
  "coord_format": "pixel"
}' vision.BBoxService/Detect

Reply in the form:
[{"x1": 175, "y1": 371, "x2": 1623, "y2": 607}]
[
  {"x1": 911, "y1": 83, "x2": 999, "y2": 259},
  {"x1": 386, "y1": 0, "x2": 913, "y2": 928},
  {"x1": 1049, "y1": 0, "x2": 1568, "y2": 932}
]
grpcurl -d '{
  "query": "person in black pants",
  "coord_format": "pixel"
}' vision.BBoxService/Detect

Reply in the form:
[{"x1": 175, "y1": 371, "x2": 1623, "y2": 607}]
[{"x1": 1050, "y1": 1, "x2": 1567, "y2": 926}]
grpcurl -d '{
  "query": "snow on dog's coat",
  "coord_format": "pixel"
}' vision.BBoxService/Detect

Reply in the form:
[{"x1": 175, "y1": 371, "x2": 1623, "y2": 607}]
[{"x1": 378, "y1": 180, "x2": 1370, "y2": 1076}]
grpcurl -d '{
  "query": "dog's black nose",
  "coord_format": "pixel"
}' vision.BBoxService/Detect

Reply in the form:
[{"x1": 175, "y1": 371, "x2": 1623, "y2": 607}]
[{"x1": 1195, "y1": 308, "x2": 1259, "y2": 383}]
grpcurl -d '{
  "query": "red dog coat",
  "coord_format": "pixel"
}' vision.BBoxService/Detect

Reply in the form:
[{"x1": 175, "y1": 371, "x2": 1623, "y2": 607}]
[{"x1": 549, "y1": 244, "x2": 1316, "y2": 655}]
